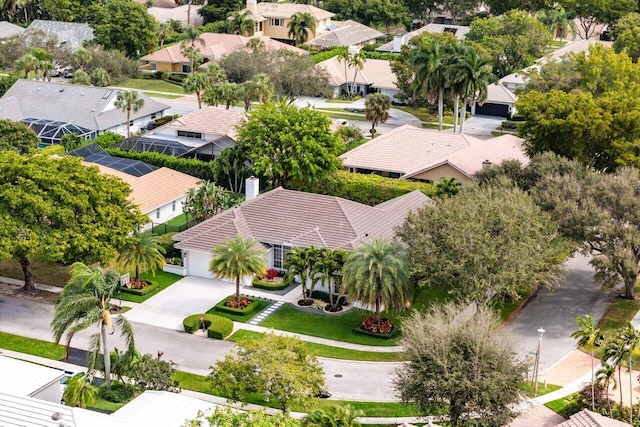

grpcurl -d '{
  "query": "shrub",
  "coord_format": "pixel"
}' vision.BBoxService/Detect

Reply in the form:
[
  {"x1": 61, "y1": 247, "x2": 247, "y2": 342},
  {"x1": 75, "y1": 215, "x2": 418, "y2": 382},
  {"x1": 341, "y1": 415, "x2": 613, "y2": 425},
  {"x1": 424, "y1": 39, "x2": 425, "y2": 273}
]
[
  {"x1": 182, "y1": 313, "x2": 233, "y2": 339},
  {"x1": 165, "y1": 257, "x2": 183, "y2": 266},
  {"x1": 353, "y1": 323, "x2": 399, "y2": 339},
  {"x1": 121, "y1": 281, "x2": 157, "y2": 296},
  {"x1": 290, "y1": 170, "x2": 436, "y2": 206},
  {"x1": 361, "y1": 316, "x2": 393, "y2": 334},
  {"x1": 265, "y1": 269, "x2": 278, "y2": 280},
  {"x1": 104, "y1": 148, "x2": 215, "y2": 180},
  {"x1": 92, "y1": 132, "x2": 124, "y2": 149},
  {"x1": 99, "y1": 382, "x2": 135, "y2": 403},
  {"x1": 166, "y1": 74, "x2": 187, "y2": 84},
  {"x1": 214, "y1": 296, "x2": 261, "y2": 315},
  {"x1": 307, "y1": 290, "x2": 348, "y2": 308},
  {"x1": 252, "y1": 279, "x2": 290, "y2": 291}
]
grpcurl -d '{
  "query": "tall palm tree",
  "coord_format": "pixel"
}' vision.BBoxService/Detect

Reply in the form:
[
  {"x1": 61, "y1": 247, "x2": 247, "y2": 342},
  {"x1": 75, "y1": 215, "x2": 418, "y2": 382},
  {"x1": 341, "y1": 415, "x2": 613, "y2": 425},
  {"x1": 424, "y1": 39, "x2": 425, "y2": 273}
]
[
  {"x1": 115, "y1": 90, "x2": 145, "y2": 138},
  {"x1": 63, "y1": 373, "x2": 98, "y2": 408},
  {"x1": 336, "y1": 51, "x2": 351, "y2": 96},
  {"x1": 342, "y1": 238, "x2": 411, "y2": 322},
  {"x1": 596, "y1": 364, "x2": 617, "y2": 416},
  {"x1": 227, "y1": 11, "x2": 255, "y2": 37},
  {"x1": 182, "y1": 72, "x2": 208, "y2": 109},
  {"x1": 617, "y1": 323, "x2": 639, "y2": 423},
  {"x1": 349, "y1": 51, "x2": 366, "y2": 98},
  {"x1": 40, "y1": 60, "x2": 54, "y2": 82},
  {"x1": 571, "y1": 314, "x2": 604, "y2": 411},
  {"x1": 302, "y1": 404, "x2": 364, "y2": 427},
  {"x1": 181, "y1": 25, "x2": 206, "y2": 74},
  {"x1": 603, "y1": 338, "x2": 626, "y2": 406},
  {"x1": 443, "y1": 42, "x2": 466, "y2": 133},
  {"x1": 364, "y1": 93, "x2": 391, "y2": 139},
  {"x1": 204, "y1": 63, "x2": 227, "y2": 87},
  {"x1": 209, "y1": 235, "x2": 266, "y2": 305},
  {"x1": 117, "y1": 230, "x2": 166, "y2": 286},
  {"x1": 219, "y1": 82, "x2": 240, "y2": 109},
  {"x1": 158, "y1": 22, "x2": 172, "y2": 49},
  {"x1": 457, "y1": 46, "x2": 495, "y2": 134},
  {"x1": 536, "y1": 6, "x2": 577, "y2": 41},
  {"x1": 15, "y1": 54, "x2": 39, "y2": 79},
  {"x1": 51, "y1": 262, "x2": 135, "y2": 390},
  {"x1": 246, "y1": 37, "x2": 266, "y2": 51},
  {"x1": 412, "y1": 38, "x2": 448, "y2": 131},
  {"x1": 203, "y1": 84, "x2": 223, "y2": 107},
  {"x1": 284, "y1": 246, "x2": 319, "y2": 305},
  {"x1": 313, "y1": 248, "x2": 345, "y2": 312},
  {"x1": 287, "y1": 12, "x2": 316, "y2": 45}
]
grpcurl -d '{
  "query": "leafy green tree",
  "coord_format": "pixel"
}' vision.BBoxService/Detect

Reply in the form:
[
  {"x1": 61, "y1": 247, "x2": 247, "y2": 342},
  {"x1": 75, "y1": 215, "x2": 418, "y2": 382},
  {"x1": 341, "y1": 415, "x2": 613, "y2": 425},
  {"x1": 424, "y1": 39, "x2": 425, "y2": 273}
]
[
  {"x1": 394, "y1": 302, "x2": 527, "y2": 426},
  {"x1": 198, "y1": 0, "x2": 243, "y2": 24},
  {"x1": 522, "y1": 58, "x2": 582, "y2": 94},
  {"x1": 63, "y1": 373, "x2": 98, "y2": 408},
  {"x1": 208, "y1": 332, "x2": 325, "y2": 413},
  {"x1": 184, "y1": 406, "x2": 300, "y2": 426},
  {"x1": 342, "y1": 238, "x2": 411, "y2": 322},
  {"x1": 51, "y1": 262, "x2": 136, "y2": 390},
  {"x1": 301, "y1": 404, "x2": 364, "y2": 427},
  {"x1": 209, "y1": 235, "x2": 266, "y2": 305},
  {"x1": 397, "y1": 184, "x2": 566, "y2": 305},
  {"x1": 284, "y1": 246, "x2": 320, "y2": 305},
  {"x1": 0, "y1": 119, "x2": 39, "y2": 154},
  {"x1": 227, "y1": 11, "x2": 255, "y2": 37},
  {"x1": 435, "y1": 176, "x2": 462, "y2": 197},
  {"x1": 287, "y1": 12, "x2": 316, "y2": 45},
  {"x1": 212, "y1": 145, "x2": 253, "y2": 194},
  {"x1": 71, "y1": 70, "x2": 92, "y2": 85},
  {"x1": 561, "y1": 0, "x2": 636, "y2": 38},
  {"x1": 183, "y1": 180, "x2": 236, "y2": 226},
  {"x1": 131, "y1": 353, "x2": 180, "y2": 392},
  {"x1": 0, "y1": 153, "x2": 144, "y2": 293},
  {"x1": 613, "y1": 12, "x2": 640, "y2": 63},
  {"x1": 483, "y1": 0, "x2": 549, "y2": 15},
  {"x1": 571, "y1": 315, "x2": 604, "y2": 411},
  {"x1": 363, "y1": 94, "x2": 390, "y2": 139},
  {"x1": 362, "y1": 0, "x2": 409, "y2": 33},
  {"x1": 181, "y1": 25, "x2": 206, "y2": 74},
  {"x1": 60, "y1": 133, "x2": 83, "y2": 151},
  {"x1": 94, "y1": 0, "x2": 159, "y2": 58},
  {"x1": 182, "y1": 72, "x2": 208, "y2": 109},
  {"x1": 115, "y1": 90, "x2": 145, "y2": 138},
  {"x1": 268, "y1": 50, "x2": 332, "y2": 103},
  {"x1": 117, "y1": 230, "x2": 166, "y2": 286},
  {"x1": 437, "y1": 0, "x2": 477, "y2": 24},
  {"x1": 236, "y1": 101, "x2": 343, "y2": 188}
]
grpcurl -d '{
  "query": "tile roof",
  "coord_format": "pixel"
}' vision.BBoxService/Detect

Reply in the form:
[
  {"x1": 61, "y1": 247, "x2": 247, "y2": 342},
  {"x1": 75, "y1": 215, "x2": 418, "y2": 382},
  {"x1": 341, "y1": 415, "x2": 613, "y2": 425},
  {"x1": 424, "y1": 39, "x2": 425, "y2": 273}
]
[
  {"x1": 556, "y1": 409, "x2": 632, "y2": 427},
  {"x1": 377, "y1": 23, "x2": 470, "y2": 52},
  {"x1": 307, "y1": 20, "x2": 383, "y2": 48},
  {"x1": 240, "y1": 2, "x2": 334, "y2": 21},
  {"x1": 87, "y1": 163, "x2": 200, "y2": 214},
  {"x1": 0, "y1": 21, "x2": 25, "y2": 38},
  {"x1": 141, "y1": 33, "x2": 306, "y2": 63},
  {"x1": 27, "y1": 20, "x2": 94, "y2": 50},
  {"x1": 0, "y1": 80, "x2": 169, "y2": 132},
  {"x1": 317, "y1": 57, "x2": 397, "y2": 90},
  {"x1": 340, "y1": 124, "x2": 481, "y2": 175},
  {"x1": 161, "y1": 106, "x2": 245, "y2": 141},
  {"x1": 174, "y1": 187, "x2": 431, "y2": 253},
  {"x1": 147, "y1": 5, "x2": 203, "y2": 26}
]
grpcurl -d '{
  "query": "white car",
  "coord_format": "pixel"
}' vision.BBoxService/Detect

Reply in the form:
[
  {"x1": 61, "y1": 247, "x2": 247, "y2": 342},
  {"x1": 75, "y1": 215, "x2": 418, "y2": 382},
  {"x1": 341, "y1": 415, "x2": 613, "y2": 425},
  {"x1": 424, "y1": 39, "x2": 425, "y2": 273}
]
[{"x1": 333, "y1": 119, "x2": 349, "y2": 126}]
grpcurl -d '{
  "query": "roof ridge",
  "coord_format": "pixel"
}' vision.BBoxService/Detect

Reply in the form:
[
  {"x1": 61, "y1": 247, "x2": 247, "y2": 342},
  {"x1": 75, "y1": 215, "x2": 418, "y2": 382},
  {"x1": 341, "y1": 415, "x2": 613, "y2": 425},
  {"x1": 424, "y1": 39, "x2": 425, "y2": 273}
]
[
  {"x1": 342, "y1": 124, "x2": 414, "y2": 154},
  {"x1": 334, "y1": 197, "x2": 362, "y2": 238}
]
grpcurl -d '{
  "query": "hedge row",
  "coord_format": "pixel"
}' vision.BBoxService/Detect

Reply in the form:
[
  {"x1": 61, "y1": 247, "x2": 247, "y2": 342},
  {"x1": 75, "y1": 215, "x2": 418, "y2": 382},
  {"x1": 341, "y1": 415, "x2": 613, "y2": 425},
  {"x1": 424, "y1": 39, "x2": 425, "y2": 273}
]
[
  {"x1": 104, "y1": 148, "x2": 214, "y2": 180},
  {"x1": 183, "y1": 313, "x2": 233, "y2": 339},
  {"x1": 214, "y1": 297, "x2": 261, "y2": 315},
  {"x1": 290, "y1": 170, "x2": 437, "y2": 206},
  {"x1": 252, "y1": 279, "x2": 291, "y2": 291},
  {"x1": 121, "y1": 281, "x2": 157, "y2": 296}
]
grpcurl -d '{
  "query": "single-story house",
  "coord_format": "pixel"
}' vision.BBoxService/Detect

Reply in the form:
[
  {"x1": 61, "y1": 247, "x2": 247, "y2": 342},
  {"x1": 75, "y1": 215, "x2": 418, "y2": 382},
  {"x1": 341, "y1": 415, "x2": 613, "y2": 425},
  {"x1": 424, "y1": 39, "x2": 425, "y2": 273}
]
[
  {"x1": 0, "y1": 80, "x2": 170, "y2": 142},
  {"x1": 340, "y1": 124, "x2": 528, "y2": 184},
  {"x1": 0, "y1": 356, "x2": 64, "y2": 404},
  {"x1": 316, "y1": 57, "x2": 400, "y2": 100},
  {"x1": 377, "y1": 23, "x2": 470, "y2": 53},
  {"x1": 147, "y1": 4, "x2": 203, "y2": 27},
  {"x1": 173, "y1": 178, "x2": 432, "y2": 278},
  {"x1": 0, "y1": 21, "x2": 25, "y2": 39},
  {"x1": 141, "y1": 33, "x2": 306, "y2": 74},
  {"x1": 306, "y1": 20, "x2": 383, "y2": 49},
  {"x1": 27, "y1": 19, "x2": 94, "y2": 50},
  {"x1": 117, "y1": 107, "x2": 246, "y2": 160},
  {"x1": 473, "y1": 82, "x2": 518, "y2": 118}
]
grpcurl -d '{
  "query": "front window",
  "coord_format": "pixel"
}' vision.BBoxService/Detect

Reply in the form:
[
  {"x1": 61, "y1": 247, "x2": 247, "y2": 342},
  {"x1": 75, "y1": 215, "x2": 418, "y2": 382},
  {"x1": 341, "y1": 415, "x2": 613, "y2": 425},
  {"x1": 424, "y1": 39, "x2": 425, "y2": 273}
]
[
  {"x1": 182, "y1": 64, "x2": 191, "y2": 73},
  {"x1": 272, "y1": 244, "x2": 292, "y2": 269},
  {"x1": 269, "y1": 18, "x2": 284, "y2": 27},
  {"x1": 177, "y1": 130, "x2": 202, "y2": 139}
]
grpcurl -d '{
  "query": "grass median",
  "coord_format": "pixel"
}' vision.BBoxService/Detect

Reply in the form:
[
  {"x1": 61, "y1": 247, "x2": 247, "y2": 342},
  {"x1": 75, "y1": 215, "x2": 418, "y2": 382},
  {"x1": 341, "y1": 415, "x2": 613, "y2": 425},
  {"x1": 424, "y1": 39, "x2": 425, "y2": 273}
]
[{"x1": 118, "y1": 270, "x2": 182, "y2": 304}]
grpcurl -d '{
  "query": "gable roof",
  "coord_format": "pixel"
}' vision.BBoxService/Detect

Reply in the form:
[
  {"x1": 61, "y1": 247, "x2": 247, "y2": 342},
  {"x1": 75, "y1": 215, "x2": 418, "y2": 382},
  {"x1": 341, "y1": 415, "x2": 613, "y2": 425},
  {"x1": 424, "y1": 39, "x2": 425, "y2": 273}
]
[
  {"x1": 0, "y1": 80, "x2": 169, "y2": 132},
  {"x1": 556, "y1": 409, "x2": 632, "y2": 427},
  {"x1": 0, "y1": 21, "x2": 25, "y2": 38},
  {"x1": 317, "y1": 57, "x2": 397, "y2": 90},
  {"x1": 377, "y1": 23, "x2": 470, "y2": 52},
  {"x1": 160, "y1": 106, "x2": 245, "y2": 141},
  {"x1": 239, "y1": 2, "x2": 334, "y2": 21},
  {"x1": 484, "y1": 82, "x2": 518, "y2": 105},
  {"x1": 174, "y1": 187, "x2": 431, "y2": 252},
  {"x1": 307, "y1": 20, "x2": 383, "y2": 48},
  {"x1": 27, "y1": 19, "x2": 94, "y2": 50},
  {"x1": 141, "y1": 33, "x2": 306, "y2": 64}
]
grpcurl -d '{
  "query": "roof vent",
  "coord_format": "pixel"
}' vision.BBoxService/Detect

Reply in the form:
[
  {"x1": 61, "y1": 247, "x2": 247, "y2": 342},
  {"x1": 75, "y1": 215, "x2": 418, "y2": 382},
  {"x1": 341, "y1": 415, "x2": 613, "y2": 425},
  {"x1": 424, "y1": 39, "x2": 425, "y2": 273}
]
[
  {"x1": 81, "y1": 93, "x2": 85, "y2": 96},
  {"x1": 90, "y1": 108, "x2": 95, "y2": 112},
  {"x1": 59, "y1": 89, "x2": 64, "y2": 93},
  {"x1": 36, "y1": 88, "x2": 40, "y2": 91}
]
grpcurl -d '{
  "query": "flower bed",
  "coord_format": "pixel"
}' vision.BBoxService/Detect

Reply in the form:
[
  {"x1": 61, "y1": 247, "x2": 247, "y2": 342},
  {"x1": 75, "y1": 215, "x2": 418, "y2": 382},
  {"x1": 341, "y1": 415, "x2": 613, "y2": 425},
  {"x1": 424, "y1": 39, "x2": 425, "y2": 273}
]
[
  {"x1": 353, "y1": 317, "x2": 399, "y2": 339},
  {"x1": 214, "y1": 296, "x2": 261, "y2": 316},
  {"x1": 182, "y1": 313, "x2": 233, "y2": 339},
  {"x1": 120, "y1": 281, "x2": 156, "y2": 296}
]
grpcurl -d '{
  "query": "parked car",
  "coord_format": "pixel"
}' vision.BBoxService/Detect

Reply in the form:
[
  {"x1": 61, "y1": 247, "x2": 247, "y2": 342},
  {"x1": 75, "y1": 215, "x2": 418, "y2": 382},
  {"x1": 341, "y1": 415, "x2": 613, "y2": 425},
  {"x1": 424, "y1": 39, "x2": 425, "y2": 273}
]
[
  {"x1": 333, "y1": 119, "x2": 349, "y2": 126},
  {"x1": 50, "y1": 66, "x2": 65, "y2": 77},
  {"x1": 62, "y1": 66, "x2": 74, "y2": 78}
]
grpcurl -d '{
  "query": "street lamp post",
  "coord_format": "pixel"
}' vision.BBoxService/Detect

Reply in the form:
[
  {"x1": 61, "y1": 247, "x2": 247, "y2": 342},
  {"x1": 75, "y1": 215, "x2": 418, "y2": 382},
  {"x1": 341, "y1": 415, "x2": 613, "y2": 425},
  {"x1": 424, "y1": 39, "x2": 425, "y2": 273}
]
[{"x1": 532, "y1": 327, "x2": 545, "y2": 397}]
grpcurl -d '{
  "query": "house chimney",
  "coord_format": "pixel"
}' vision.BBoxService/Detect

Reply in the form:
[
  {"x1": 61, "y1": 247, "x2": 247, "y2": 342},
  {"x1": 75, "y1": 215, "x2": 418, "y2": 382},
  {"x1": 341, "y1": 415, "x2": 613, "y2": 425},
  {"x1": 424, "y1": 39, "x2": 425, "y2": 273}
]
[
  {"x1": 246, "y1": 176, "x2": 259, "y2": 201},
  {"x1": 482, "y1": 160, "x2": 492, "y2": 168},
  {"x1": 392, "y1": 33, "x2": 405, "y2": 52},
  {"x1": 246, "y1": 0, "x2": 256, "y2": 11},
  {"x1": 347, "y1": 45, "x2": 360, "y2": 56}
]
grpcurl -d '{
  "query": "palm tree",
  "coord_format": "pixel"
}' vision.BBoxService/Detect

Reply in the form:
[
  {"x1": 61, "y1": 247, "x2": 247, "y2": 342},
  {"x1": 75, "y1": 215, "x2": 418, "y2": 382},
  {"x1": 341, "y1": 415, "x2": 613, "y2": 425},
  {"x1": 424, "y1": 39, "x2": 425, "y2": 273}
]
[
  {"x1": 287, "y1": 12, "x2": 316, "y2": 45},
  {"x1": 617, "y1": 323, "x2": 639, "y2": 423},
  {"x1": 15, "y1": 54, "x2": 39, "y2": 79},
  {"x1": 349, "y1": 51, "x2": 366, "y2": 98},
  {"x1": 203, "y1": 84, "x2": 223, "y2": 107},
  {"x1": 91, "y1": 68, "x2": 111, "y2": 87},
  {"x1": 412, "y1": 38, "x2": 448, "y2": 131},
  {"x1": 71, "y1": 70, "x2": 91, "y2": 85},
  {"x1": 204, "y1": 63, "x2": 227, "y2": 87},
  {"x1": 181, "y1": 25, "x2": 206, "y2": 74},
  {"x1": 158, "y1": 22, "x2": 172, "y2": 48},
  {"x1": 63, "y1": 373, "x2": 98, "y2": 408},
  {"x1": 342, "y1": 238, "x2": 411, "y2": 322},
  {"x1": 209, "y1": 235, "x2": 266, "y2": 305},
  {"x1": 51, "y1": 262, "x2": 135, "y2": 390},
  {"x1": 40, "y1": 60, "x2": 54, "y2": 82},
  {"x1": 115, "y1": 90, "x2": 145, "y2": 138},
  {"x1": 284, "y1": 246, "x2": 319, "y2": 305},
  {"x1": 536, "y1": 6, "x2": 577, "y2": 41},
  {"x1": 571, "y1": 314, "x2": 604, "y2": 411},
  {"x1": 443, "y1": 42, "x2": 467, "y2": 133},
  {"x1": 219, "y1": 82, "x2": 240, "y2": 109},
  {"x1": 596, "y1": 364, "x2": 617, "y2": 416},
  {"x1": 435, "y1": 177, "x2": 462, "y2": 197},
  {"x1": 251, "y1": 73, "x2": 274, "y2": 104},
  {"x1": 302, "y1": 404, "x2": 364, "y2": 427},
  {"x1": 456, "y1": 46, "x2": 495, "y2": 134},
  {"x1": 364, "y1": 94, "x2": 391, "y2": 139},
  {"x1": 117, "y1": 230, "x2": 166, "y2": 286},
  {"x1": 603, "y1": 338, "x2": 626, "y2": 406},
  {"x1": 71, "y1": 47, "x2": 92, "y2": 71},
  {"x1": 336, "y1": 51, "x2": 351, "y2": 97},
  {"x1": 227, "y1": 11, "x2": 255, "y2": 37},
  {"x1": 246, "y1": 37, "x2": 266, "y2": 51},
  {"x1": 182, "y1": 72, "x2": 208, "y2": 109},
  {"x1": 313, "y1": 248, "x2": 345, "y2": 312}
]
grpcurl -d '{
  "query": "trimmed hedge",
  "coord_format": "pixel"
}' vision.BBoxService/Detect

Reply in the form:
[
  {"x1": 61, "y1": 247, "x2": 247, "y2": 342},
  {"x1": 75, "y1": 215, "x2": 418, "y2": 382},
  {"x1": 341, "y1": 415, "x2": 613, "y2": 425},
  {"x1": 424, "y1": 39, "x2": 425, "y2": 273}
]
[
  {"x1": 183, "y1": 313, "x2": 233, "y2": 339},
  {"x1": 252, "y1": 279, "x2": 291, "y2": 291},
  {"x1": 353, "y1": 325, "x2": 400, "y2": 339},
  {"x1": 214, "y1": 296, "x2": 261, "y2": 315},
  {"x1": 290, "y1": 170, "x2": 437, "y2": 206},
  {"x1": 121, "y1": 281, "x2": 157, "y2": 296},
  {"x1": 104, "y1": 148, "x2": 215, "y2": 180}
]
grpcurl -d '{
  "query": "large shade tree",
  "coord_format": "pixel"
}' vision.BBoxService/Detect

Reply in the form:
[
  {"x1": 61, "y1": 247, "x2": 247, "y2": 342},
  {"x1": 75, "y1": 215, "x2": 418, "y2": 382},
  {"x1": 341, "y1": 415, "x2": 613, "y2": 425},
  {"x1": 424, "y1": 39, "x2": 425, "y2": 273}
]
[
  {"x1": 0, "y1": 119, "x2": 39, "y2": 153},
  {"x1": 51, "y1": 262, "x2": 136, "y2": 390},
  {"x1": 0, "y1": 153, "x2": 144, "y2": 294}
]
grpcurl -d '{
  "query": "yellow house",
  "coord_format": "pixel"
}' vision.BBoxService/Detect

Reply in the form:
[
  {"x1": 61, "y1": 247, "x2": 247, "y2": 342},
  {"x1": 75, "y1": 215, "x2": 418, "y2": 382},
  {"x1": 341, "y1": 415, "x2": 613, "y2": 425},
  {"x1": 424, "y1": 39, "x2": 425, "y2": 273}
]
[{"x1": 238, "y1": 0, "x2": 334, "y2": 43}]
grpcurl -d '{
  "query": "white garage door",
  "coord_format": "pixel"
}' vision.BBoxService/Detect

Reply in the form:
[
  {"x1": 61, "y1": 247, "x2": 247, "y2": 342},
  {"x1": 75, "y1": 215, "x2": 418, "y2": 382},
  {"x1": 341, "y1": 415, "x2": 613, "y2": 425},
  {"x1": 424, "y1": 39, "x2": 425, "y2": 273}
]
[{"x1": 186, "y1": 250, "x2": 213, "y2": 278}]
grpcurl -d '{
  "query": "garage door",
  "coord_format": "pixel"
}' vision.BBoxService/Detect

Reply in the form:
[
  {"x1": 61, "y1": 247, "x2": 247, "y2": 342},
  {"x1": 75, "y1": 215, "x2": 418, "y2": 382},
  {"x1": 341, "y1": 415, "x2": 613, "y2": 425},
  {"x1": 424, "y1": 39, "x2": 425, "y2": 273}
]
[
  {"x1": 186, "y1": 250, "x2": 212, "y2": 278},
  {"x1": 475, "y1": 103, "x2": 510, "y2": 118}
]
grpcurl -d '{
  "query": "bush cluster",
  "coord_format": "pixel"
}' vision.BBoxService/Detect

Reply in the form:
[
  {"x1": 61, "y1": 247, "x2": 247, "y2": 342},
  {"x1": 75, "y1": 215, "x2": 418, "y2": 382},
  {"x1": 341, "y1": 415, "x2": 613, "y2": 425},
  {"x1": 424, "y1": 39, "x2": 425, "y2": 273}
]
[
  {"x1": 104, "y1": 148, "x2": 215, "y2": 180},
  {"x1": 306, "y1": 290, "x2": 348, "y2": 308},
  {"x1": 121, "y1": 281, "x2": 157, "y2": 296},
  {"x1": 182, "y1": 313, "x2": 233, "y2": 339},
  {"x1": 214, "y1": 296, "x2": 261, "y2": 315},
  {"x1": 252, "y1": 279, "x2": 291, "y2": 291},
  {"x1": 99, "y1": 383, "x2": 135, "y2": 403}
]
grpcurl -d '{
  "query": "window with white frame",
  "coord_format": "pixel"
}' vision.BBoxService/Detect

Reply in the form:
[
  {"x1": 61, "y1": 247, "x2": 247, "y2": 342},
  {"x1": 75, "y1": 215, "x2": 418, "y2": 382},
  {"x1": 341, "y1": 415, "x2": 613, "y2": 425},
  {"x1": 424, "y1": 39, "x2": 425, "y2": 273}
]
[
  {"x1": 269, "y1": 18, "x2": 284, "y2": 27},
  {"x1": 272, "y1": 244, "x2": 292, "y2": 269}
]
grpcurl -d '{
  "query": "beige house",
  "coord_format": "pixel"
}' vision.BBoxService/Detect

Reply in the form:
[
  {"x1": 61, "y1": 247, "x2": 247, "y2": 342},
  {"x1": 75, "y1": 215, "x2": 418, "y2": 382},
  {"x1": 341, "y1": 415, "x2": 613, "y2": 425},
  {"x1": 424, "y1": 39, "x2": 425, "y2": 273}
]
[
  {"x1": 340, "y1": 124, "x2": 529, "y2": 184},
  {"x1": 306, "y1": 20, "x2": 383, "y2": 49},
  {"x1": 238, "y1": 0, "x2": 334, "y2": 43},
  {"x1": 317, "y1": 57, "x2": 400, "y2": 100}
]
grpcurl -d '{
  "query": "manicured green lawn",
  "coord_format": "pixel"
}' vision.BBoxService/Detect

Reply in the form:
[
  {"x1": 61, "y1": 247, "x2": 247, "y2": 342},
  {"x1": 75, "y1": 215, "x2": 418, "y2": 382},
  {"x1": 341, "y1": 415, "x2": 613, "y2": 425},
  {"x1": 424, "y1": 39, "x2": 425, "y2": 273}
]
[
  {"x1": 148, "y1": 93, "x2": 182, "y2": 99},
  {"x1": 117, "y1": 78, "x2": 185, "y2": 94},
  {"x1": 89, "y1": 397, "x2": 126, "y2": 413},
  {"x1": 545, "y1": 392, "x2": 578, "y2": 414},
  {"x1": 151, "y1": 213, "x2": 188, "y2": 235},
  {"x1": 0, "y1": 257, "x2": 71, "y2": 287},
  {"x1": 260, "y1": 304, "x2": 400, "y2": 346},
  {"x1": 118, "y1": 270, "x2": 182, "y2": 303},
  {"x1": 521, "y1": 382, "x2": 562, "y2": 398},
  {"x1": 0, "y1": 331, "x2": 66, "y2": 360},
  {"x1": 228, "y1": 330, "x2": 404, "y2": 361},
  {"x1": 207, "y1": 298, "x2": 271, "y2": 323}
]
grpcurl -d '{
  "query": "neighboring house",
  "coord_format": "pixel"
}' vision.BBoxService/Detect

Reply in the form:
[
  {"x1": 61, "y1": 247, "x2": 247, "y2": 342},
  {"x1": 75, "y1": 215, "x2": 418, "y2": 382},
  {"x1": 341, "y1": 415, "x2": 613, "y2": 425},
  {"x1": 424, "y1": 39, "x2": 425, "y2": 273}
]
[
  {"x1": 147, "y1": 4, "x2": 203, "y2": 27},
  {"x1": 238, "y1": 0, "x2": 334, "y2": 43},
  {"x1": 0, "y1": 21, "x2": 25, "y2": 38},
  {"x1": 0, "y1": 80, "x2": 169, "y2": 142},
  {"x1": 340, "y1": 124, "x2": 528, "y2": 184},
  {"x1": 556, "y1": 409, "x2": 632, "y2": 427},
  {"x1": 70, "y1": 143, "x2": 200, "y2": 228},
  {"x1": 117, "y1": 107, "x2": 246, "y2": 160},
  {"x1": 173, "y1": 178, "x2": 432, "y2": 279},
  {"x1": 0, "y1": 356, "x2": 64, "y2": 404},
  {"x1": 141, "y1": 33, "x2": 306, "y2": 74},
  {"x1": 27, "y1": 19, "x2": 94, "y2": 50},
  {"x1": 306, "y1": 20, "x2": 383, "y2": 49},
  {"x1": 473, "y1": 82, "x2": 519, "y2": 118},
  {"x1": 377, "y1": 23, "x2": 470, "y2": 53},
  {"x1": 317, "y1": 56, "x2": 400, "y2": 100}
]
